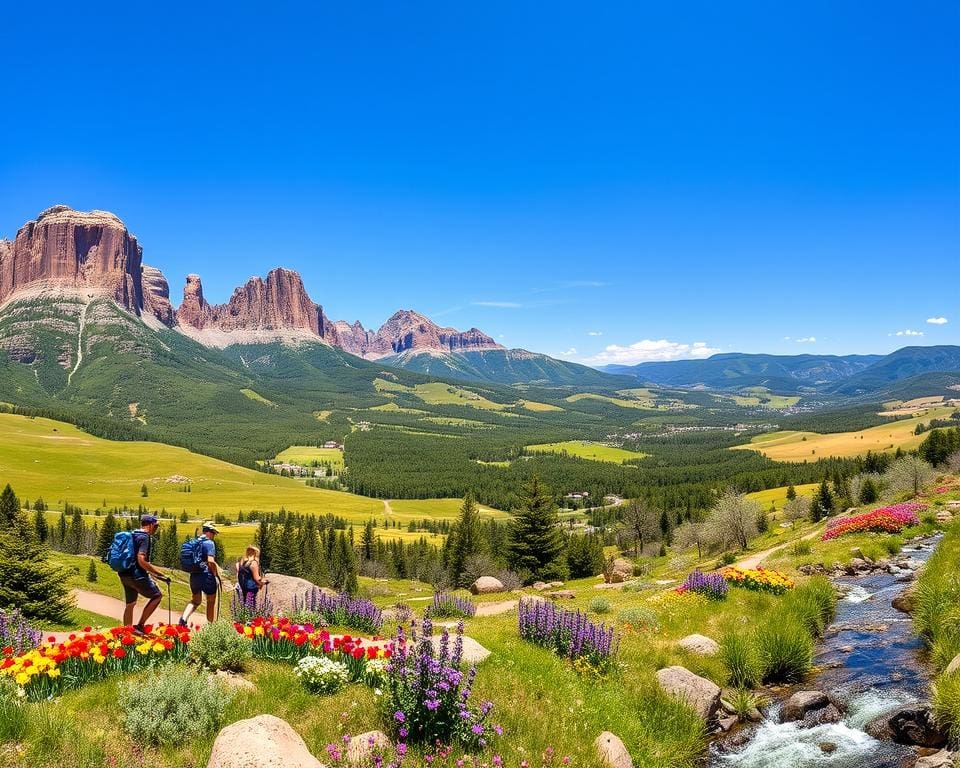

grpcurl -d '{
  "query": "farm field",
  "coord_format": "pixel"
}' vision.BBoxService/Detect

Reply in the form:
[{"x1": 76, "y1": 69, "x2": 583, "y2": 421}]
[
  {"x1": 0, "y1": 413, "x2": 467, "y2": 523},
  {"x1": 565, "y1": 392, "x2": 657, "y2": 410},
  {"x1": 526, "y1": 440, "x2": 647, "y2": 464},
  {"x1": 732, "y1": 406, "x2": 955, "y2": 461},
  {"x1": 386, "y1": 497, "x2": 509, "y2": 520},
  {"x1": 746, "y1": 482, "x2": 818, "y2": 512},
  {"x1": 373, "y1": 378, "x2": 511, "y2": 411},
  {"x1": 719, "y1": 390, "x2": 800, "y2": 408},
  {"x1": 273, "y1": 445, "x2": 344, "y2": 469}
]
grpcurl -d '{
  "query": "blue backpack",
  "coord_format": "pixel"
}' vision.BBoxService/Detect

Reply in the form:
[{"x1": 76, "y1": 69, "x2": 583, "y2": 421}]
[
  {"x1": 180, "y1": 537, "x2": 207, "y2": 572},
  {"x1": 106, "y1": 530, "x2": 137, "y2": 573}
]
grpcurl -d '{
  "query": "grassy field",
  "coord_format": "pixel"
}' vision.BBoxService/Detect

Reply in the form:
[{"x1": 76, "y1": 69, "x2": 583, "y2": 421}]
[
  {"x1": 746, "y1": 482, "x2": 818, "y2": 512},
  {"x1": 373, "y1": 378, "x2": 511, "y2": 411},
  {"x1": 517, "y1": 399, "x2": 564, "y2": 412},
  {"x1": 273, "y1": 446, "x2": 344, "y2": 469},
  {"x1": 526, "y1": 440, "x2": 648, "y2": 464},
  {"x1": 0, "y1": 413, "x2": 473, "y2": 524},
  {"x1": 239, "y1": 388, "x2": 275, "y2": 406},
  {"x1": 386, "y1": 497, "x2": 509, "y2": 520},
  {"x1": 720, "y1": 392, "x2": 800, "y2": 408},
  {"x1": 565, "y1": 392, "x2": 656, "y2": 410},
  {"x1": 732, "y1": 406, "x2": 955, "y2": 461}
]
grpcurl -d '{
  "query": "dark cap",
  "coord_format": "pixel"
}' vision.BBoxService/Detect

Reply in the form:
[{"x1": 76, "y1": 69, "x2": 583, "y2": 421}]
[{"x1": 141, "y1": 514, "x2": 159, "y2": 525}]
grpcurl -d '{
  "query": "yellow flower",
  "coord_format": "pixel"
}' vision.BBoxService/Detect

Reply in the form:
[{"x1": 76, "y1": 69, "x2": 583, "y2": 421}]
[
  {"x1": 15, "y1": 672, "x2": 28, "y2": 686},
  {"x1": 47, "y1": 668, "x2": 61, "y2": 678}
]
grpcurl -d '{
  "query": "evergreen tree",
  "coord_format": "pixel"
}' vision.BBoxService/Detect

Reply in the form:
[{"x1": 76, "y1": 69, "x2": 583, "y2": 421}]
[
  {"x1": 858, "y1": 477, "x2": 878, "y2": 505},
  {"x1": 566, "y1": 533, "x2": 605, "y2": 578},
  {"x1": 811, "y1": 480, "x2": 834, "y2": 522},
  {"x1": 66, "y1": 509, "x2": 86, "y2": 554},
  {"x1": 140, "y1": 483, "x2": 148, "y2": 497},
  {"x1": 659, "y1": 509, "x2": 674, "y2": 546},
  {"x1": 449, "y1": 492, "x2": 484, "y2": 587},
  {"x1": 331, "y1": 530, "x2": 358, "y2": 593},
  {"x1": 33, "y1": 508, "x2": 49, "y2": 543},
  {"x1": 56, "y1": 510, "x2": 67, "y2": 548},
  {"x1": 507, "y1": 477, "x2": 567, "y2": 582},
  {"x1": 86, "y1": 558, "x2": 98, "y2": 582},
  {"x1": 361, "y1": 520, "x2": 376, "y2": 562},
  {"x1": 255, "y1": 520, "x2": 273, "y2": 571},
  {"x1": 96, "y1": 511, "x2": 119, "y2": 559},
  {"x1": 273, "y1": 515, "x2": 301, "y2": 576},
  {"x1": 785, "y1": 484, "x2": 797, "y2": 501},
  {"x1": 0, "y1": 485, "x2": 71, "y2": 621}
]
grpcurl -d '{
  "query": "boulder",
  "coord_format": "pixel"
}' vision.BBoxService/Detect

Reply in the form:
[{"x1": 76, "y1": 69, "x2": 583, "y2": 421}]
[
  {"x1": 604, "y1": 558, "x2": 634, "y2": 584},
  {"x1": 431, "y1": 634, "x2": 490, "y2": 665},
  {"x1": 546, "y1": 590, "x2": 575, "y2": 600},
  {"x1": 212, "y1": 670, "x2": 255, "y2": 691},
  {"x1": 346, "y1": 731, "x2": 391, "y2": 765},
  {"x1": 532, "y1": 581, "x2": 549, "y2": 591},
  {"x1": 655, "y1": 666, "x2": 721, "y2": 720},
  {"x1": 261, "y1": 573, "x2": 335, "y2": 615},
  {"x1": 892, "y1": 587, "x2": 916, "y2": 614},
  {"x1": 594, "y1": 731, "x2": 632, "y2": 768},
  {"x1": 865, "y1": 703, "x2": 947, "y2": 748},
  {"x1": 207, "y1": 714, "x2": 326, "y2": 768},
  {"x1": 677, "y1": 634, "x2": 720, "y2": 657},
  {"x1": 945, "y1": 654, "x2": 960, "y2": 677},
  {"x1": 935, "y1": 511, "x2": 953, "y2": 524},
  {"x1": 802, "y1": 704, "x2": 843, "y2": 728},
  {"x1": 915, "y1": 749, "x2": 955, "y2": 768},
  {"x1": 781, "y1": 691, "x2": 830, "y2": 723},
  {"x1": 470, "y1": 576, "x2": 505, "y2": 595}
]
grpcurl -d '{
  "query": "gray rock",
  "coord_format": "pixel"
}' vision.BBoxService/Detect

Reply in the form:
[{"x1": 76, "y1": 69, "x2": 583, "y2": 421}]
[
  {"x1": 431, "y1": 634, "x2": 491, "y2": 665},
  {"x1": 915, "y1": 749, "x2": 955, "y2": 768},
  {"x1": 346, "y1": 731, "x2": 390, "y2": 765},
  {"x1": 945, "y1": 654, "x2": 960, "y2": 677},
  {"x1": 781, "y1": 691, "x2": 830, "y2": 723},
  {"x1": 864, "y1": 703, "x2": 947, "y2": 748},
  {"x1": 655, "y1": 666, "x2": 721, "y2": 720},
  {"x1": 594, "y1": 731, "x2": 632, "y2": 768},
  {"x1": 470, "y1": 576, "x2": 505, "y2": 595},
  {"x1": 678, "y1": 634, "x2": 720, "y2": 656},
  {"x1": 892, "y1": 587, "x2": 916, "y2": 614},
  {"x1": 207, "y1": 714, "x2": 326, "y2": 768}
]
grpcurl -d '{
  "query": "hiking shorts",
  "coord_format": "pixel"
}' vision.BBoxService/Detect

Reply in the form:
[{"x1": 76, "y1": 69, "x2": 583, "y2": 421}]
[
  {"x1": 119, "y1": 574, "x2": 162, "y2": 603},
  {"x1": 190, "y1": 570, "x2": 218, "y2": 596}
]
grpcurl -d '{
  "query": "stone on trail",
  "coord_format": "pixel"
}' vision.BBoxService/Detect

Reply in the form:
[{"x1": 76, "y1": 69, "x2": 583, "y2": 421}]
[
  {"x1": 470, "y1": 576, "x2": 505, "y2": 595},
  {"x1": 595, "y1": 731, "x2": 633, "y2": 768},
  {"x1": 546, "y1": 589, "x2": 575, "y2": 600},
  {"x1": 780, "y1": 690, "x2": 830, "y2": 723},
  {"x1": 655, "y1": 666, "x2": 721, "y2": 720},
  {"x1": 677, "y1": 634, "x2": 720, "y2": 656},
  {"x1": 346, "y1": 731, "x2": 391, "y2": 765},
  {"x1": 207, "y1": 714, "x2": 326, "y2": 768},
  {"x1": 945, "y1": 654, "x2": 960, "y2": 677}
]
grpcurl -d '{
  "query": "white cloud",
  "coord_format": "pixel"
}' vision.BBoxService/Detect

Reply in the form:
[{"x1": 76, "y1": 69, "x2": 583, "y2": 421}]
[
  {"x1": 927, "y1": 317, "x2": 948, "y2": 325},
  {"x1": 586, "y1": 339, "x2": 721, "y2": 365},
  {"x1": 796, "y1": 336, "x2": 817, "y2": 343},
  {"x1": 587, "y1": 331, "x2": 603, "y2": 337},
  {"x1": 783, "y1": 336, "x2": 791, "y2": 341},
  {"x1": 562, "y1": 347, "x2": 577, "y2": 356},
  {"x1": 895, "y1": 329, "x2": 924, "y2": 337},
  {"x1": 472, "y1": 301, "x2": 522, "y2": 308}
]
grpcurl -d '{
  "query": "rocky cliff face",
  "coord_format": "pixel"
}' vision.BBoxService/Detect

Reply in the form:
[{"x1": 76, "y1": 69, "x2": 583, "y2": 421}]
[
  {"x1": 0, "y1": 205, "x2": 144, "y2": 312},
  {"x1": 365, "y1": 310, "x2": 502, "y2": 359},
  {"x1": 141, "y1": 265, "x2": 174, "y2": 326}
]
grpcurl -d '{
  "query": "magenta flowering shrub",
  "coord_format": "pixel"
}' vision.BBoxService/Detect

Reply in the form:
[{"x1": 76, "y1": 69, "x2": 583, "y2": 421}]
[
  {"x1": 821, "y1": 502, "x2": 924, "y2": 541},
  {"x1": 384, "y1": 619, "x2": 500, "y2": 750},
  {"x1": 517, "y1": 599, "x2": 618, "y2": 669}
]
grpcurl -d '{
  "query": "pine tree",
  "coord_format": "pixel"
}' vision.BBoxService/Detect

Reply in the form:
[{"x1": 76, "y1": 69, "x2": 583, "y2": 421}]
[
  {"x1": 507, "y1": 477, "x2": 567, "y2": 582},
  {"x1": 811, "y1": 480, "x2": 834, "y2": 522},
  {"x1": 96, "y1": 511, "x2": 119, "y2": 559},
  {"x1": 361, "y1": 520, "x2": 376, "y2": 562},
  {"x1": 66, "y1": 509, "x2": 86, "y2": 554},
  {"x1": 858, "y1": 477, "x2": 878, "y2": 505},
  {"x1": 0, "y1": 485, "x2": 72, "y2": 622},
  {"x1": 140, "y1": 483, "x2": 149, "y2": 497},
  {"x1": 256, "y1": 520, "x2": 273, "y2": 571},
  {"x1": 785, "y1": 484, "x2": 797, "y2": 501},
  {"x1": 449, "y1": 492, "x2": 484, "y2": 587},
  {"x1": 86, "y1": 558, "x2": 98, "y2": 582},
  {"x1": 33, "y1": 508, "x2": 49, "y2": 543},
  {"x1": 273, "y1": 515, "x2": 301, "y2": 576}
]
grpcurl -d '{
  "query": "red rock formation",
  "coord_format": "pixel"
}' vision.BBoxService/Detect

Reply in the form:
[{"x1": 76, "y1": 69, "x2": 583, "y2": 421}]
[
  {"x1": 329, "y1": 319, "x2": 376, "y2": 356},
  {"x1": 141, "y1": 265, "x2": 174, "y2": 326},
  {"x1": 0, "y1": 205, "x2": 143, "y2": 311}
]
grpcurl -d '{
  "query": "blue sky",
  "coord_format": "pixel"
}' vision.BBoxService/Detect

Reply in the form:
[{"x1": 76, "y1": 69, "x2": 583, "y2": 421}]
[{"x1": 1, "y1": 2, "x2": 957, "y2": 364}]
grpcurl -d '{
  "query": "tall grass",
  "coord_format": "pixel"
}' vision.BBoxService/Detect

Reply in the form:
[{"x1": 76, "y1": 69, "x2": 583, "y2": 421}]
[
  {"x1": 720, "y1": 631, "x2": 761, "y2": 688},
  {"x1": 933, "y1": 672, "x2": 960, "y2": 748},
  {"x1": 784, "y1": 576, "x2": 836, "y2": 637}
]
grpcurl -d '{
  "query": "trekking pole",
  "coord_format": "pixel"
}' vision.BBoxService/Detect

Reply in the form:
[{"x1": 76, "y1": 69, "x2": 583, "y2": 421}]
[
  {"x1": 216, "y1": 574, "x2": 223, "y2": 622},
  {"x1": 165, "y1": 577, "x2": 172, "y2": 625}
]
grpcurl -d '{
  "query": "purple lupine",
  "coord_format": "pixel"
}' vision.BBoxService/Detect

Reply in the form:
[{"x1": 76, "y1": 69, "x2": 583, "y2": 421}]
[
  {"x1": 424, "y1": 592, "x2": 477, "y2": 620},
  {"x1": 679, "y1": 569, "x2": 728, "y2": 601},
  {"x1": 293, "y1": 588, "x2": 383, "y2": 633},
  {"x1": 517, "y1": 598, "x2": 618, "y2": 669},
  {"x1": 384, "y1": 618, "x2": 498, "y2": 750},
  {"x1": 230, "y1": 587, "x2": 275, "y2": 622},
  {"x1": 0, "y1": 608, "x2": 42, "y2": 655}
]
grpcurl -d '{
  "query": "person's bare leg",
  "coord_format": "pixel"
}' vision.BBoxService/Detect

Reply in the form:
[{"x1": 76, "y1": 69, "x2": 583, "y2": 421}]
[
  {"x1": 138, "y1": 596, "x2": 162, "y2": 628},
  {"x1": 123, "y1": 601, "x2": 136, "y2": 626},
  {"x1": 205, "y1": 593, "x2": 216, "y2": 622},
  {"x1": 180, "y1": 594, "x2": 201, "y2": 624}
]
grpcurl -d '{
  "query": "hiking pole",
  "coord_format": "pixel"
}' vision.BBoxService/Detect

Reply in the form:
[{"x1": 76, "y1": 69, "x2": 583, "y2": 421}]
[
  {"x1": 165, "y1": 577, "x2": 172, "y2": 625},
  {"x1": 216, "y1": 574, "x2": 223, "y2": 622}
]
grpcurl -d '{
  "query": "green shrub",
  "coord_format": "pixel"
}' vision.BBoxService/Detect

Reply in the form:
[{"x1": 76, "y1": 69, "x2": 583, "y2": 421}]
[
  {"x1": 933, "y1": 671, "x2": 960, "y2": 748},
  {"x1": 881, "y1": 536, "x2": 902, "y2": 556},
  {"x1": 589, "y1": 597, "x2": 611, "y2": 615},
  {"x1": 118, "y1": 666, "x2": 231, "y2": 746},
  {"x1": 618, "y1": 607, "x2": 660, "y2": 631},
  {"x1": 755, "y1": 612, "x2": 813, "y2": 683},
  {"x1": 720, "y1": 552, "x2": 737, "y2": 566},
  {"x1": 0, "y1": 677, "x2": 27, "y2": 743},
  {"x1": 784, "y1": 576, "x2": 836, "y2": 637},
  {"x1": 188, "y1": 620, "x2": 252, "y2": 672},
  {"x1": 790, "y1": 540, "x2": 812, "y2": 556},
  {"x1": 727, "y1": 687, "x2": 765, "y2": 721},
  {"x1": 720, "y1": 631, "x2": 761, "y2": 689}
]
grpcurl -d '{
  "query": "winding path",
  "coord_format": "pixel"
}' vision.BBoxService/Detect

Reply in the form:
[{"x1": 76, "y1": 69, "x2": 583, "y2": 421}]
[
  {"x1": 735, "y1": 524, "x2": 825, "y2": 570},
  {"x1": 66, "y1": 299, "x2": 90, "y2": 387}
]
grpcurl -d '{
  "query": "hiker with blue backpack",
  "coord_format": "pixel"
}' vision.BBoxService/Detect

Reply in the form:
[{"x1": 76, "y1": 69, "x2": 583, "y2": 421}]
[
  {"x1": 108, "y1": 514, "x2": 171, "y2": 635},
  {"x1": 178, "y1": 521, "x2": 221, "y2": 626}
]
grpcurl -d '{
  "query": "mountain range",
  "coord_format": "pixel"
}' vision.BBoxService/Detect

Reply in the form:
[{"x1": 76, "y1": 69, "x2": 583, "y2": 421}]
[{"x1": 0, "y1": 205, "x2": 611, "y2": 386}]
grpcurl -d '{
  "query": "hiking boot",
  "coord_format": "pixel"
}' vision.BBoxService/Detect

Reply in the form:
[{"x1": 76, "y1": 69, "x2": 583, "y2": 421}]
[
  {"x1": 177, "y1": 618, "x2": 188, "y2": 628},
  {"x1": 133, "y1": 625, "x2": 147, "y2": 637}
]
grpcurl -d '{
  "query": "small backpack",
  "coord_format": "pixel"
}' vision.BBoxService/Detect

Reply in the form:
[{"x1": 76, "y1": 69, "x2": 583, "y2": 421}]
[
  {"x1": 106, "y1": 530, "x2": 137, "y2": 573},
  {"x1": 180, "y1": 537, "x2": 207, "y2": 573}
]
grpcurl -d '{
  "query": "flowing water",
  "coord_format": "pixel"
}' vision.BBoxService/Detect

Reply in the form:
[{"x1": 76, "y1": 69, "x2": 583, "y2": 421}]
[{"x1": 712, "y1": 536, "x2": 941, "y2": 768}]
